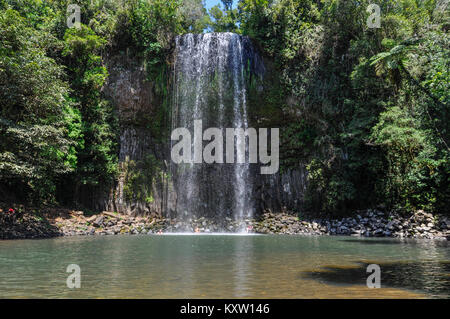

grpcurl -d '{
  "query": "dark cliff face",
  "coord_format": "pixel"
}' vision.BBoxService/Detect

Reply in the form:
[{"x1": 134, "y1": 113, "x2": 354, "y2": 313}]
[
  {"x1": 103, "y1": 55, "x2": 155, "y2": 126},
  {"x1": 102, "y1": 54, "x2": 170, "y2": 216},
  {"x1": 101, "y1": 41, "x2": 307, "y2": 217}
]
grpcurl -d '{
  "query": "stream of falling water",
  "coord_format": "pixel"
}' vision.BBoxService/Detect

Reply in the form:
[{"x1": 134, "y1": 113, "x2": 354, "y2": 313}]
[{"x1": 170, "y1": 33, "x2": 262, "y2": 227}]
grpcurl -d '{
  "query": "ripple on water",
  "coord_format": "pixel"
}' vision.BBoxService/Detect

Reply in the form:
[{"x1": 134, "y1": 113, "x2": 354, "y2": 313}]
[
  {"x1": 0, "y1": 235, "x2": 448, "y2": 298},
  {"x1": 301, "y1": 260, "x2": 450, "y2": 299}
]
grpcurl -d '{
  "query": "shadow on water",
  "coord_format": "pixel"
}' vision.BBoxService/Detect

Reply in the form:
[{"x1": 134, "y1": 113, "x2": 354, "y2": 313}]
[
  {"x1": 340, "y1": 239, "x2": 414, "y2": 245},
  {"x1": 301, "y1": 260, "x2": 450, "y2": 298},
  {"x1": 339, "y1": 238, "x2": 450, "y2": 247}
]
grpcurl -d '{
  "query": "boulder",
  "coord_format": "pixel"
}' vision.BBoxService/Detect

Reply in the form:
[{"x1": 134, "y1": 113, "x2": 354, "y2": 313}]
[{"x1": 93, "y1": 216, "x2": 105, "y2": 228}]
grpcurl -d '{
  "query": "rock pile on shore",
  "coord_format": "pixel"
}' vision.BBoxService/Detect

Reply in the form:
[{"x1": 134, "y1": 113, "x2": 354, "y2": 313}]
[
  {"x1": 54, "y1": 212, "x2": 252, "y2": 236},
  {"x1": 53, "y1": 209, "x2": 449, "y2": 240},
  {"x1": 0, "y1": 212, "x2": 61, "y2": 240},
  {"x1": 254, "y1": 210, "x2": 449, "y2": 240},
  {"x1": 1, "y1": 208, "x2": 448, "y2": 240}
]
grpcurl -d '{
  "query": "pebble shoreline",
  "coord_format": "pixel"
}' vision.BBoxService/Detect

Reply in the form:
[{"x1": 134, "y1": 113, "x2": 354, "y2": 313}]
[{"x1": 1, "y1": 209, "x2": 448, "y2": 240}]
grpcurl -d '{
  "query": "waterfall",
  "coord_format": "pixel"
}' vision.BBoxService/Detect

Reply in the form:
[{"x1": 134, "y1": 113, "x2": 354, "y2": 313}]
[{"x1": 170, "y1": 33, "x2": 263, "y2": 227}]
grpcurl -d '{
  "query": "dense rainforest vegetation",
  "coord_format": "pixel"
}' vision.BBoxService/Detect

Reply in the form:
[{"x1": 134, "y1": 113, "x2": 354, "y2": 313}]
[{"x1": 0, "y1": 0, "x2": 448, "y2": 216}]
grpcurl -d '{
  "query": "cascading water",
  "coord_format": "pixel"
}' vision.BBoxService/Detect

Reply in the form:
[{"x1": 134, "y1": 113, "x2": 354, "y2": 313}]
[{"x1": 170, "y1": 33, "x2": 264, "y2": 229}]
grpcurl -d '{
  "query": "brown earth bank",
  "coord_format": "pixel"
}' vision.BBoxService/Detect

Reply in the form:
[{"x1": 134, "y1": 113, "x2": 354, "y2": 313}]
[{"x1": 0, "y1": 205, "x2": 449, "y2": 240}]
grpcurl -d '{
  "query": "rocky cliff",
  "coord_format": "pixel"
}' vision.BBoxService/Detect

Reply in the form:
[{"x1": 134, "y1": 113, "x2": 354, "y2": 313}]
[
  {"x1": 102, "y1": 54, "x2": 170, "y2": 216},
  {"x1": 101, "y1": 49, "x2": 307, "y2": 217}
]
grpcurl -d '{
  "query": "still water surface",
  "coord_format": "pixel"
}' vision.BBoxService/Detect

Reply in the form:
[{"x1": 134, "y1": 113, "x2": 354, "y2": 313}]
[{"x1": 0, "y1": 234, "x2": 448, "y2": 298}]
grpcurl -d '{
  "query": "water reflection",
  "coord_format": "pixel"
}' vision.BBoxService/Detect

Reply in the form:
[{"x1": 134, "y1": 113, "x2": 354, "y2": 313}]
[
  {"x1": 302, "y1": 260, "x2": 450, "y2": 298},
  {"x1": 232, "y1": 236, "x2": 254, "y2": 297},
  {"x1": 0, "y1": 235, "x2": 448, "y2": 298},
  {"x1": 340, "y1": 238, "x2": 450, "y2": 248}
]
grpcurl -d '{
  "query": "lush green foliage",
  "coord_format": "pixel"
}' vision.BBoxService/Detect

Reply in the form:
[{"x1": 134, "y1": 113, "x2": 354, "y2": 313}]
[
  {"x1": 0, "y1": 0, "x2": 448, "y2": 216},
  {"x1": 239, "y1": 0, "x2": 449, "y2": 215},
  {"x1": 208, "y1": 0, "x2": 240, "y2": 32},
  {"x1": 0, "y1": 8, "x2": 73, "y2": 203},
  {"x1": 0, "y1": 0, "x2": 197, "y2": 205}
]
